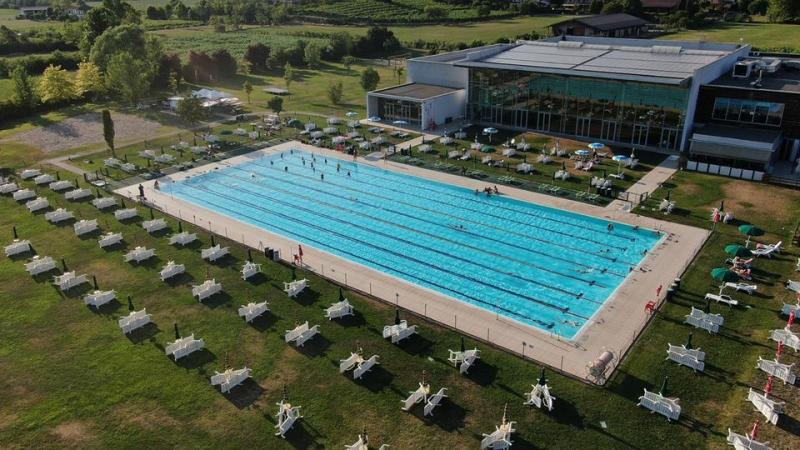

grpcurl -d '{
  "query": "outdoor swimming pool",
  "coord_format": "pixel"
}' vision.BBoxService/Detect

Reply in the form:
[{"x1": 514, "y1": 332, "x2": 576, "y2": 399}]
[{"x1": 170, "y1": 148, "x2": 661, "y2": 339}]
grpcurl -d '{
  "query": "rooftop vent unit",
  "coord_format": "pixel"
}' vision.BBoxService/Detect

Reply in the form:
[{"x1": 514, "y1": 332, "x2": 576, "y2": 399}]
[
  {"x1": 651, "y1": 46, "x2": 682, "y2": 55},
  {"x1": 557, "y1": 41, "x2": 584, "y2": 49},
  {"x1": 732, "y1": 60, "x2": 757, "y2": 78}
]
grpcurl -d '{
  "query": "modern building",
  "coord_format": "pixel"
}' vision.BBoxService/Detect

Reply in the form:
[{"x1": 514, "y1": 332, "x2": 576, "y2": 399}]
[
  {"x1": 549, "y1": 14, "x2": 648, "y2": 38},
  {"x1": 368, "y1": 36, "x2": 748, "y2": 153},
  {"x1": 689, "y1": 58, "x2": 800, "y2": 179}
]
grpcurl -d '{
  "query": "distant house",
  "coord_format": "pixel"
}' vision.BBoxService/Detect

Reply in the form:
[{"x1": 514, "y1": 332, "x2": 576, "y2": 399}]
[
  {"x1": 560, "y1": 0, "x2": 592, "y2": 12},
  {"x1": 65, "y1": 4, "x2": 92, "y2": 18},
  {"x1": 17, "y1": 6, "x2": 51, "y2": 19},
  {"x1": 549, "y1": 13, "x2": 648, "y2": 38}
]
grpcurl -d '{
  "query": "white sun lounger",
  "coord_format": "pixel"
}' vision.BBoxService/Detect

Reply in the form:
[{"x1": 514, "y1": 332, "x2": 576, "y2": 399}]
[
  {"x1": 782, "y1": 302, "x2": 800, "y2": 317},
  {"x1": 0, "y1": 182, "x2": 19, "y2": 194},
  {"x1": 666, "y1": 344, "x2": 705, "y2": 371},
  {"x1": 201, "y1": 244, "x2": 229, "y2": 262},
  {"x1": 154, "y1": 154, "x2": 175, "y2": 164},
  {"x1": 83, "y1": 289, "x2": 116, "y2": 308},
  {"x1": 73, "y1": 219, "x2": 99, "y2": 236},
  {"x1": 15, "y1": 189, "x2": 37, "y2": 201},
  {"x1": 786, "y1": 280, "x2": 800, "y2": 294},
  {"x1": 284, "y1": 279, "x2": 308, "y2": 298},
  {"x1": 241, "y1": 261, "x2": 261, "y2": 280},
  {"x1": 25, "y1": 197, "x2": 49, "y2": 212},
  {"x1": 524, "y1": 382, "x2": 556, "y2": 412},
  {"x1": 91, "y1": 196, "x2": 117, "y2": 210},
  {"x1": 118, "y1": 309, "x2": 151, "y2": 334},
  {"x1": 104, "y1": 157, "x2": 121, "y2": 168},
  {"x1": 25, "y1": 255, "x2": 56, "y2": 276},
  {"x1": 383, "y1": 320, "x2": 417, "y2": 344},
  {"x1": 33, "y1": 174, "x2": 54, "y2": 185},
  {"x1": 124, "y1": 246, "x2": 155, "y2": 263},
  {"x1": 684, "y1": 307, "x2": 723, "y2": 333},
  {"x1": 238, "y1": 301, "x2": 269, "y2": 323},
  {"x1": 401, "y1": 382, "x2": 430, "y2": 411},
  {"x1": 192, "y1": 279, "x2": 222, "y2": 301},
  {"x1": 160, "y1": 261, "x2": 185, "y2": 281},
  {"x1": 275, "y1": 400, "x2": 302, "y2": 438},
  {"x1": 345, "y1": 435, "x2": 369, "y2": 450},
  {"x1": 211, "y1": 367, "x2": 251, "y2": 393},
  {"x1": 142, "y1": 218, "x2": 168, "y2": 234},
  {"x1": 724, "y1": 282, "x2": 757, "y2": 295},
  {"x1": 448, "y1": 348, "x2": 480, "y2": 374},
  {"x1": 747, "y1": 388, "x2": 783, "y2": 425},
  {"x1": 165, "y1": 334, "x2": 205, "y2": 360},
  {"x1": 169, "y1": 231, "x2": 197, "y2": 246},
  {"x1": 753, "y1": 241, "x2": 782, "y2": 258},
  {"x1": 424, "y1": 387, "x2": 447, "y2": 417},
  {"x1": 53, "y1": 271, "x2": 89, "y2": 291},
  {"x1": 49, "y1": 180, "x2": 73, "y2": 191},
  {"x1": 339, "y1": 352, "x2": 380, "y2": 380},
  {"x1": 770, "y1": 327, "x2": 800, "y2": 352},
  {"x1": 45, "y1": 208, "x2": 74, "y2": 223},
  {"x1": 284, "y1": 321, "x2": 319, "y2": 347},
  {"x1": 64, "y1": 188, "x2": 92, "y2": 201},
  {"x1": 637, "y1": 389, "x2": 681, "y2": 421},
  {"x1": 115, "y1": 208, "x2": 139, "y2": 221},
  {"x1": 98, "y1": 232, "x2": 123, "y2": 248},
  {"x1": 20, "y1": 168, "x2": 41, "y2": 179},
  {"x1": 756, "y1": 357, "x2": 796, "y2": 384},
  {"x1": 705, "y1": 293, "x2": 738, "y2": 307},
  {"x1": 727, "y1": 429, "x2": 772, "y2": 450},
  {"x1": 4, "y1": 239, "x2": 31, "y2": 257},
  {"x1": 325, "y1": 299, "x2": 353, "y2": 320},
  {"x1": 480, "y1": 419, "x2": 516, "y2": 450}
]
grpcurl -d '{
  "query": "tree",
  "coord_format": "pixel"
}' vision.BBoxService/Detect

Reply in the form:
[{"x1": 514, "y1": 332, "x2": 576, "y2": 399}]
[
  {"x1": 749, "y1": 0, "x2": 769, "y2": 14},
  {"x1": 767, "y1": 0, "x2": 799, "y2": 22},
  {"x1": 89, "y1": 25, "x2": 162, "y2": 72},
  {"x1": 105, "y1": 52, "x2": 153, "y2": 105},
  {"x1": 10, "y1": 65, "x2": 37, "y2": 110},
  {"x1": 267, "y1": 96, "x2": 283, "y2": 116},
  {"x1": 602, "y1": 0, "x2": 625, "y2": 14},
  {"x1": 37, "y1": 65, "x2": 75, "y2": 104},
  {"x1": 243, "y1": 80, "x2": 253, "y2": 104},
  {"x1": 622, "y1": 0, "x2": 643, "y2": 16},
  {"x1": 176, "y1": 95, "x2": 207, "y2": 123},
  {"x1": 327, "y1": 81, "x2": 343, "y2": 105},
  {"x1": 211, "y1": 49, "x2": 237, "y2": 78},
  {"x1": 102, "y1": 109, "x2": 115, "y2": 157},
  {"x1": 284, "y1": 62, "x2": 294, "y2": 91},
  {"x1": 360, "y1": 67, "x2": 379, "y2": 91},
  {"x1": 424, "y1": 5, "x2": 449, "y2": 19},
  {"x1": 327, "y1": 32, "x2": 354, "y2": 60},
  {"x1": 304, "y1": 42, "x2": 321, "y2": 68},
  {"x1": 395, "y1": 66, "x2": 404, "y2": 83},
  {"x1": 74, "y1": 61, "x2": 104, "y2": 98},
  {"x1": 244, "y1": 42, "x2": 269, "y2": 69},
  {"x1": 589, "y1": 0, "x2": 603, "y2": 13},
  {"x1": 81, "y1": 5, "x2": 120, "y2": 53},
  {"x1": 475, "y1": 4, "x2": 492, "y2": 17},
  {"x1": 342, "y1": 55, "x2": 355, "y2": 70}
]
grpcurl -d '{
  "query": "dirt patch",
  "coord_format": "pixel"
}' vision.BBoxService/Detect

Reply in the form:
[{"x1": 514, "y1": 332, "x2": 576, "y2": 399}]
[
  {"x1": 258, "y1": 346, "x2": 301, "y2": 397},
  {"x1": 710, "y1": 181, "x2": 800, "y2": 227},
  {"x1": 0, "y1": 413, "x2": 18, "y2": 431},
  {"x1": 51, "y1": 421, "x2": 96, "y2": 447},
  {"x1": 110, "y1": 403, "x2": 180, "y2": 431},
  {"x1": 1, "y1": 112, "x2": 163, "y2": 153}
]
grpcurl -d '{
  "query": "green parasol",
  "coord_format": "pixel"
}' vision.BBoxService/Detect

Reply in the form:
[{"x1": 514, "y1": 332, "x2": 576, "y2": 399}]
[
  {"x1": 711, "y1": 267, "x2": 739, "y2": 283},
  {"x1": 724, "y1": 244, "x2": 752, "y2": 258}
]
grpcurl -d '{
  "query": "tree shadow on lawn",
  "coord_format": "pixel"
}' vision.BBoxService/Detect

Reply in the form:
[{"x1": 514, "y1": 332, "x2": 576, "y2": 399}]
[
  {"x1": 283, "y1": 421, "x2": 323, "y2": 450},
  {"x1": 223, "y1": 379, "x2": 264, "y2": 409}
]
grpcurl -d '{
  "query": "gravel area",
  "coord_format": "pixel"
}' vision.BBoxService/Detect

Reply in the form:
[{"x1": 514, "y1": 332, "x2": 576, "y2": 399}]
[{"x1": 1, "y1": 112, "x2": 162, "y2": 153}]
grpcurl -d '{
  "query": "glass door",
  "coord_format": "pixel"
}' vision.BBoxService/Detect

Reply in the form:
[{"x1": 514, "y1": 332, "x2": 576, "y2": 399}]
[
  {"x1": 659, "y1": 127, "x2": 679, "y2": 151},
  {"x1": 514, "y1": 109, "x2": 528, "y2": 129},
  {"x1": 535, "y1": 111, "x2": 551, "y2": 131},
  {"x1": 601, "y1": 120, "x2": 618, "y2": 142},
  {"x1": 576, "y1": 117, "x2": 592, "y2": 137},
  {"x1": 632, "y1": 124, "x2": 649, "y2": 146}
]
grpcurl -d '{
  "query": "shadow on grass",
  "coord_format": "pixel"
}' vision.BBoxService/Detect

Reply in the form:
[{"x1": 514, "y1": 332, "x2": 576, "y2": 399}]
[
  {"x1": 176, "y1": 348, "x2": 216, "y2": 369},
  {"x1": 223, "y1": 379, "x2": 264, "y2": 409},
  {"x1": 249, "y1": 311, "x2": 280, "y2": 332},
  {"x1": 395, "y1": 334, "x2": 434, "y2": 357},
  {"x1": 353, "y1": 364, "x2": 394, "y2": 393},
  {"x1": 293, "y1": 334, "x2": 331, "y2": 358},
  {"x1": 164, "y1": 271, "x2": 196, "y2": 287},
  {"x1": 202, "y1": 291, "x2": 233, "y2": 309},
  {"x1": 293, "y1": 289, "x2": 320, "y2": 307},
  {"x1": 76, "y1": 228, "x2": 103, "y2": 240},
  {"x1": 126, "y1": 322, "x2": 160, "y2": 344},
  {"x1": 550, "y1": 396, "x2": 585, "y2": 428},
  {"x1": 464, "y1": 360, "x2": 497, "y2": 386},
  {"x1": 88, "y1": 300, "x2": 122, "y2": 315},
  {"x1": 129, "y1": 255, "x2": 162, "y2": 269},
  {"x1": 245, "y1": 272, "x2": 270, "y2": 285},
  {"x1": 327, "y1": 309, "x2": 366, "y2": 328}
]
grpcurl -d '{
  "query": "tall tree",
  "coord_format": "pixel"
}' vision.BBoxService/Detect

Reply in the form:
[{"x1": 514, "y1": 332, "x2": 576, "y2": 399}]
[
  {"x1": 10, "y1": 66, "x2": 37, "y2": 110},
  {"x1": 102, "y1": 109, "x2": 115, "y2": 157},
  {"x1": 267, "y1": 96, "x2": 283, "y2": 116},
  {"x1": 304, "y1": 42, "x2": 321, "y2": 68},
  {"x1": 243, "y1": 80, "x2": 253, "y2": 104},
  {"x1": 360, "y1": 67, "x2": 380, "y2": 91},
  {"x1": 89, "y1": 25, "x2": 162, "y2": 73},
  {"x1": 37, "y1": 65, "x2": 75, "y2": 104},
  {"x1": 284, "y1": 62, "x2": 294, "y2": 91},
  {"x1": 244, "y1": 42, "x2": 269, "y2": 70},
  {"x1": 327, "y1": 81, "x2": 343, "y2": 105},
  {"x1": 74, "y1": 61, "x2": 104, "y2": 98},
  {"x1": 105, "y1": 52, "x2": 153, "y2": 105},
  {"x1": 176, "y1": 96, "x2": 207, "y2": 124}
]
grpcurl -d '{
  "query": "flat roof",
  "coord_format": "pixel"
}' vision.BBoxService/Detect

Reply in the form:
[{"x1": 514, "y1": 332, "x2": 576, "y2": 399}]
[
  {"x1": 692, "y1": 123, "x2": 782, "y2": 144},
  {"x1": 707, "y1": 63, "x2": 800, "y2": 93},
  {"x1": 370, "y1": 83, "x2": 462, "y2": 100},
  {"x1": 451, "y1": 37, "x2": 742, "y2": 85}
]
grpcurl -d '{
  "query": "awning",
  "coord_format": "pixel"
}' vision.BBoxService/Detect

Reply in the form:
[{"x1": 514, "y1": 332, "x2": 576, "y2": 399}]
[{"x1": 689, "y1": 125, "x2": 782, "y2": 164}]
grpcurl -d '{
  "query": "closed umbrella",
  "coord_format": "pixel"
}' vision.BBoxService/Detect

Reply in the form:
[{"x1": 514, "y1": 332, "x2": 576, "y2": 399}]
[
  {"x1": 174, "y1": 322, "x2": 180, "y2": 339},
  {"x1": 291, "y1": 266, "x2": 296, "y2": 281},
  {"x1": 685, "y1": 332, "x2": 694, "y2": 350},
  {"x1": 460, "y1": 336, "x2": 465, "y2": 353},
  {"x1": 92, "y1": 275, "x2": 98, "y2": 290},
  {"x1": 339, "y1": 287, "x2": 345, "y2": 302},
  {"x1": 127, "y1": 295, "x2": 134, "y2": 311},
  {"x1": 738, "y1": 224, "x2": 764, "y2": 247},
  {"x1": 724, "y1": 244, "x2": 752, "y2": 258},
  {"x1": 659, "y1": 375, "x2": 669, "y2": 396}
]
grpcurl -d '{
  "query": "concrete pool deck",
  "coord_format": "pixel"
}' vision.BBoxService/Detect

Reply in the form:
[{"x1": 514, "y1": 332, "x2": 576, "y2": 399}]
[{"x1": 116, "y1": 141, "x2": 709, "y2": 384}]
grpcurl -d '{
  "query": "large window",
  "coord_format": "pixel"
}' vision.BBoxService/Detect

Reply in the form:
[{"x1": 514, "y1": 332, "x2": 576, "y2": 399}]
[
  {"x1": 712, "y1": 98, "x2": 784, "y2": 126},
  {"x1": 466, "y1": 69, "x2": 689, "y2": 151}
]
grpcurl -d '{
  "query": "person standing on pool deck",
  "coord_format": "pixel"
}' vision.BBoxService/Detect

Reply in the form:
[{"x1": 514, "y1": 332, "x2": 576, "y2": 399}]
[{"x1": 138, "y1": 184, "x2": 145, "y2": 199}]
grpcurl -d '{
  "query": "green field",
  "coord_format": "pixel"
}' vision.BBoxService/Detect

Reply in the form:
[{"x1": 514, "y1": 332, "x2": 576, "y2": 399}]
[
  {"x1": 0, "y1": 8, "x2": 57, "y2": 30},
  {"x1": 296, "y1": 0, "x2": 514, "y2": 23},
  {"x1": 662, "y1": 21, "x2": 800, "y2": 52}
]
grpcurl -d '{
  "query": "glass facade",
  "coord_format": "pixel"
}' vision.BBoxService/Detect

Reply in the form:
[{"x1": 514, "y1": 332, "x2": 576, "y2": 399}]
[
  {"x1": 376, "y1": 97, "x2": 422, "y2": 126},
  {"x1": 467, "y1": 69, "x2": 690, "y2": 151},
  {"x1": 712, "y1": 98, "x2": 784, "y2": 127}
]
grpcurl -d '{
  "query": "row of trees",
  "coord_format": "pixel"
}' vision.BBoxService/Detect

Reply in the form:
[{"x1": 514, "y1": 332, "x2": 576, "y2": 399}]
[{"x1": 144, "y1": 0, "x2": 291, "y2": 25}]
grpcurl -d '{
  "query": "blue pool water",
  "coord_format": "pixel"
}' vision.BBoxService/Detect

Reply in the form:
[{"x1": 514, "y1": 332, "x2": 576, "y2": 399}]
[{"x1": 171, "y1": 148, "x2": 661, "y2": 339}]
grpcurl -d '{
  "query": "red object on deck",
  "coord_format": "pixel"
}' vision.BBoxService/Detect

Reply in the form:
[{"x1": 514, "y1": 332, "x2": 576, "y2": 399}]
[
  {"x1": 789, "y1": 309, "x2": 796, "y2": 327},
  {"x1": 776, "y1": 341, "x2": 784, "y2": 359},
  {"x1": 750, "y1": 420, "x2": 761, "y2": 439},
  {"x1": 764, "y1": 376, "x2": 774, "y2": 395},
  {"x1": 644, "y1": 300, "x2": 656, "y2": 314}
]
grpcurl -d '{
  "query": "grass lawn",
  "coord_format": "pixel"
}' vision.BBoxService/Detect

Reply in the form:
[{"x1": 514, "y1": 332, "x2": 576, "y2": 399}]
[{"x1": 662, "y1": 21, "x2": 800, "y2": 52}]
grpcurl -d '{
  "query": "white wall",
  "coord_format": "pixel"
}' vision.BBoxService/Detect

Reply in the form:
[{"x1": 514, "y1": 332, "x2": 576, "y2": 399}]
[
  {"x1": 422, "y1": 90, "x2": 467, "y2": 129},
  {"x1": 408, "y1": 60, "x2": 468, "y2": 89}
]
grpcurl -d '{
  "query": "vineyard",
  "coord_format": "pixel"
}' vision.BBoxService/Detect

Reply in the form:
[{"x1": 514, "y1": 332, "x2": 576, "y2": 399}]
[
  {"x1": 154, "y1": 26, "x2": 331, "y2": 58},
  {"x1": 296, "y1": 0, "x2": 514, "y2": 23}
]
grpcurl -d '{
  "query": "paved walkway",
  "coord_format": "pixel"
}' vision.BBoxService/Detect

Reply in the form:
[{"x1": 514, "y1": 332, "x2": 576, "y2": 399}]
[
  {"x1": 607, "y1": 155, "x2": 680, "y2": 211},
  {"x1": 117, "y1": 141, "x2": 708, "y2": 384}
]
